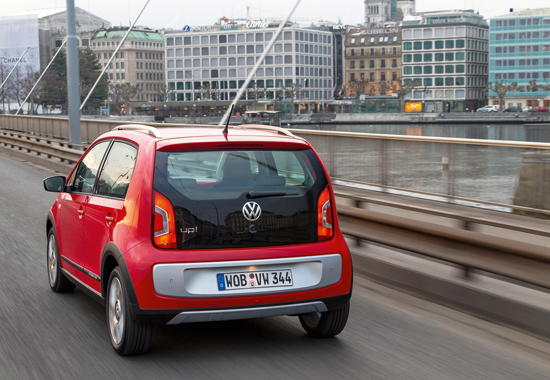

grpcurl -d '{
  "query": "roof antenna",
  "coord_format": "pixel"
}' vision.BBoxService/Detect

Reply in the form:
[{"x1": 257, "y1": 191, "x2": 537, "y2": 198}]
[{"x1": 222, "y1": 104, "x2": 234, "y2": 135}]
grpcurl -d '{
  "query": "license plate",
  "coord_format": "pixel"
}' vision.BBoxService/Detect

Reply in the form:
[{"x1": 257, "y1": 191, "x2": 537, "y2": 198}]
[{"x1": 217, "y1": 270, "x2": 293, "y2": 291}]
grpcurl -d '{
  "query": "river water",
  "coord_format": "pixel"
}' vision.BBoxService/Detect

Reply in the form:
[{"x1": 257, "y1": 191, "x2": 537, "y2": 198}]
[{"x1": 290, "y1": 122, "x2": 550, "y2": 143}]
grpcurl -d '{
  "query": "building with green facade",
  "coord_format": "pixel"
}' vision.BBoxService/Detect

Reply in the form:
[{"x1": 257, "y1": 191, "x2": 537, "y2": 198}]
[{"x1": 402, "y1": 10, "x2": 489, "y2": 112}]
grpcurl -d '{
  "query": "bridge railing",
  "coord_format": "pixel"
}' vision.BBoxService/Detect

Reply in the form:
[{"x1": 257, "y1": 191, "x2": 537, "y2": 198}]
[
  {"x1": 2, "y1": 114, "x2": 550, "y2": 213},
  {"x1": 291, "y1": 129, "x2": 550, "y2": 214}
]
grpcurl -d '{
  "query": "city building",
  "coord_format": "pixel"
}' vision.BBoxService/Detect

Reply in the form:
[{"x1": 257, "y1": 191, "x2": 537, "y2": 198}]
[
  {"x1": 17, "y1": 7, "x2": 111, "y2": 69},
  {"x1": 364, "y1": 0, "x2": 415, "y2": 26},
  {"x1": 401, "y1": 10, "x2": 489, "y2": 112},
  {"x1": 91, "y1": 27, "x2": 165, "y2": 102},
  {"x1": 306, "y1": 22, "x2": 351, "y2": 90},
  {"x1": 489, "y1": 9, "x2": 550, "y2": 109},
  {"x1": 344, "y1": 27, "x2": 402, "y2": 97},
  {"x1": 164, "y1": 21, "x2": 334, "y2": 112}
]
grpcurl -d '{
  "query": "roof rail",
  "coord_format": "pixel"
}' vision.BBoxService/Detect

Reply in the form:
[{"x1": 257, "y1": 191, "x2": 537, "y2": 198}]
[
  {"x1": 234, "y1": 125, "x2": 295, "y2": 137},
  {"x1": 113, "y1": 124, "x2": 162, "y2": 138}
]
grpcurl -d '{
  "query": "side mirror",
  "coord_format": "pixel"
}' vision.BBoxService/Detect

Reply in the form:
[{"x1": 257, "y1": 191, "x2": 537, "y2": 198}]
[{"x1": 43, "y1": 176, "x2": 67, "y2": 192}]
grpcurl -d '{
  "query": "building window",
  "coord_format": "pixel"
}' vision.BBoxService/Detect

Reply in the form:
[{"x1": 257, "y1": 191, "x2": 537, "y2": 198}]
[
  {"x1": 370, "y1": 72, "x2": 375, "y2": 81},
  {"x1": 381, "y1": 72, "x2": 386, "y2": 81}
]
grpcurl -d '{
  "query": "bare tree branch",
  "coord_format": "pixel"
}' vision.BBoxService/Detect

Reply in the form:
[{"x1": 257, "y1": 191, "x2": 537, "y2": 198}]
[{"x1": 487, "y1": 80, "x2": 518, "y2": 112}]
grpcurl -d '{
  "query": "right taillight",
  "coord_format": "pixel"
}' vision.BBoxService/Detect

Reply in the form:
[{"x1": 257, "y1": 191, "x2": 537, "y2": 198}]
[
  {"x1": 153, "y1": 191, "x2": 177, "y2": 249},
  {"x1": 318, "y1": 186, "x2": 333, "y2": 241}
]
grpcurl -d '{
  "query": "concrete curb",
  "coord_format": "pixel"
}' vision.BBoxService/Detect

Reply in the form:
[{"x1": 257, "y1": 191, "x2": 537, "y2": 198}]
[{"x1": 351, "y1": 247, "x2": 550, "y2": 341}]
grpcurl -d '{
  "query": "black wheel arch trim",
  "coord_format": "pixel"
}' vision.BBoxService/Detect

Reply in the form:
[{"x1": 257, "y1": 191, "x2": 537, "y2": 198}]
[
  {"x1": 100, "y1": 242, "x2": 140, "y2": 308},
  {"x1": 46, "y1": 210, "x2": 56, "y2": 237}
]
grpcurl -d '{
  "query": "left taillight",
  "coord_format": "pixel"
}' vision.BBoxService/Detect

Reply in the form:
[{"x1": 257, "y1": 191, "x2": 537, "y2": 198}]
[
  {"x1": 153, "y1": 191, "x2": 177, "y2": 249},
  {"x1": 318, "y1": 186, "x2": 334, "y2": 242}
]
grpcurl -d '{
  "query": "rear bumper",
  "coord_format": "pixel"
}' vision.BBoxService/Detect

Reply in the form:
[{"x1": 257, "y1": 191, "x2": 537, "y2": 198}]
[
  {"x1": 121, "y1": 234, "x2": 353, "y2": 321},
  {"x1": 129, "y1": 292, "x2": 352, "y2": 325}
]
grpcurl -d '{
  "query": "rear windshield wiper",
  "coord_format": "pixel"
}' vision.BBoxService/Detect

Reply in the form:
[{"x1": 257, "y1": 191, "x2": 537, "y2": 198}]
[{"x1": 246, "y1": 191, "x2": 298, "y2": 199}]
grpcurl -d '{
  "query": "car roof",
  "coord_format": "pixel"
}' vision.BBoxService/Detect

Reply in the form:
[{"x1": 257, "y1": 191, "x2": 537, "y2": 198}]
[{"x1": 102, "y1": 124, "x2": 311, "y2": 151}]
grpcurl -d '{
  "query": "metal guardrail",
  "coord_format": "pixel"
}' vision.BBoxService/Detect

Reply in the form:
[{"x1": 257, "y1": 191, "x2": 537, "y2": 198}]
[
  {"x1": 0, "y1": 129, "x2": 84, "y2": 165},
  {"x1": 337, "y1": 204, "x2": 550, "y2": 289}
]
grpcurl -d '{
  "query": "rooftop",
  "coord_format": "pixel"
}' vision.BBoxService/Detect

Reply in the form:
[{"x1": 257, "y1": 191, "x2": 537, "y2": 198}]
[
  {"x1": 92, "y1": 28, "x2": 164, "y2": 42},
  {"x1": 345, "y1": 28, "x2": 401, "y2": 46},
  {"x1": 494, "y1": 8, "x2": 550, "y2": 18}
]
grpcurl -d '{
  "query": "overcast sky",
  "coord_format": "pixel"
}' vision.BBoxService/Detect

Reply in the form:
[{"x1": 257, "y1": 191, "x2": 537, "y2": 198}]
[{"x1": 1, "y1": 0, "x2": 549, "y2": 29}]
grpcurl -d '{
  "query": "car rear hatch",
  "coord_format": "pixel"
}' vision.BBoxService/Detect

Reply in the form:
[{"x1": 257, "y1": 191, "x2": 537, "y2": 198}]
[{"x1": 152, "y1": 147, "x2": 331, "y2": 250}]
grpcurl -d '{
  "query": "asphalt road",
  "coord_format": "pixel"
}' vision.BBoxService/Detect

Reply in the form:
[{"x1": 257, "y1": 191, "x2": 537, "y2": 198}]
[{"x1": 1, "y1": 153, "x2": 550, "y2": 380}]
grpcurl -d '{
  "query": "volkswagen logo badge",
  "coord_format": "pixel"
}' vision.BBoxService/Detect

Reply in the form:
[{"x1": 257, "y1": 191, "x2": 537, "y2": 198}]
[{"x1": 242, "y1": 202, "x2": 261, "y2": 221}]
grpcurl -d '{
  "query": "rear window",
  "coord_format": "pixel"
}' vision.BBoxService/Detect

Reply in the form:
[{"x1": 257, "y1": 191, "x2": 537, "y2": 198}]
[{"x1": 154, "y1": 149, "x2": 328, "y2": 249}]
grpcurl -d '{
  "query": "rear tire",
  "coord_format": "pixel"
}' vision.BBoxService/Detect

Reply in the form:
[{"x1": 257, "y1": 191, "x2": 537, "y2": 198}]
[
  {"x1": 299, "y1": 302, "x2": 350, "y2": 338},
  {"x1": 106, "y1": 267, "x2": 152, "y2": 355},
  {"x1": 47, "y1": 228, "x2": 75, "y2": 293}
]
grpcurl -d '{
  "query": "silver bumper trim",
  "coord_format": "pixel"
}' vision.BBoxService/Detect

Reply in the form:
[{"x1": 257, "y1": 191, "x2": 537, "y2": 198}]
[
  {"x1": 153, "y1": 254, "x2": 342, "y2": 298},
  {"x1": 166, "y1": 301, "x2": 327, "y2": 325}
]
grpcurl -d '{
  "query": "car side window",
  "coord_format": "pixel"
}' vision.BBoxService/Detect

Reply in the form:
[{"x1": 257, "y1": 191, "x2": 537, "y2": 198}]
[
  {"x1": 95, "y1": 142, "x2": 138, "y2": 199},
  {"x1": 71, "y1": 141, "x2": 110, "y2": 194}
]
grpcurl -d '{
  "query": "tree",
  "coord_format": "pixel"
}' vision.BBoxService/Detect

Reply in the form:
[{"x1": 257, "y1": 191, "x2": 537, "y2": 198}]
[
  {"x1": 284, "y1": 82, "x2": 303, "y2": 112},
  {"x1": 19, "y1": 66, "x2": 42, "y2": 114},
  {"x1": 349, "y1": 80, "x2": 367, "y2": 99},
  {"x1": 116, "y1": 83, "x2": 140, "y2": 114},
  {"x1": 379, "y1": 81, "x2": 389, "y2": 96},
  {"x1": 39, "y1": 47, "x2": 109, "y2": 114},
  {"x1": 382, "y1": 77, "x2": 424, "y2": 99},
  {"x1": 247, "y1": 83, "x2": 265, "y2": 108},
  {"x1": 79, "y1": 48, "x2": 109, "y2": 113},
  {"x1": 199, "y1": 83, "x2": 217, "y2": 101},
  {"x1": 156, "y1": 83, "x2": 172, "y2": 102},
  {"x1": 40, "y1": 49, "x2": 67, "y2": 109},
  {"x1": 487, "y1": 80, "x2": 518, "y2": 112},
  {"x1": 5, "y1": 66, "x2": 27, "y2": 111},
  {"x1": 0, "y1": 61, "x2": 9, "y2": 113},
  {"x1": 529, "y1": 78, "x2": 550, "y2": 92}
]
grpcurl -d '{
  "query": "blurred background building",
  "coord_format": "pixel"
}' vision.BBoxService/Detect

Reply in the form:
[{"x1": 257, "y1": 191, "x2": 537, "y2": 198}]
[
  {"x1": 401, "y1": 9, "x2": 489, "y2": 112},
  {"x1": 91, "y1": 27, "x2": 165, "y2": 103},
  {"x1": 489, "y1": 8, "x2": 550, "y2": 109}
]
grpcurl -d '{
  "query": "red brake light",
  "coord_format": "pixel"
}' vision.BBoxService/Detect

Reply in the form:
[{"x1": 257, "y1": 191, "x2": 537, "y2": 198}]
[
  {"x1": 153, "y1": 191, "x2": 177, "y2": 249},
  {"x1": 318, "y1": 186, "x2": 333, "y2": 241}
]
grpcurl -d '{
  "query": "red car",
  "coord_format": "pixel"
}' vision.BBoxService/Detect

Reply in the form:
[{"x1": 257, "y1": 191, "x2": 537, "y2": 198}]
[
  {"x1": 43, "y1": 125, "x2": 353, "y2": 355},
  {"x1": 528, "y1": 106, "x2": 548, "y2": 112}
]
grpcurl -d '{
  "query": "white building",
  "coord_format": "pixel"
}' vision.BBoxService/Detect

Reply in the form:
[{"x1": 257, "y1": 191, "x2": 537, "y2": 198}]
[
  {"x1": 164, "y1": 22, "x2": 334, "y2": 107},
  {"x1": 401, "y1": 10, "x2": 489, "y2": 112}
]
